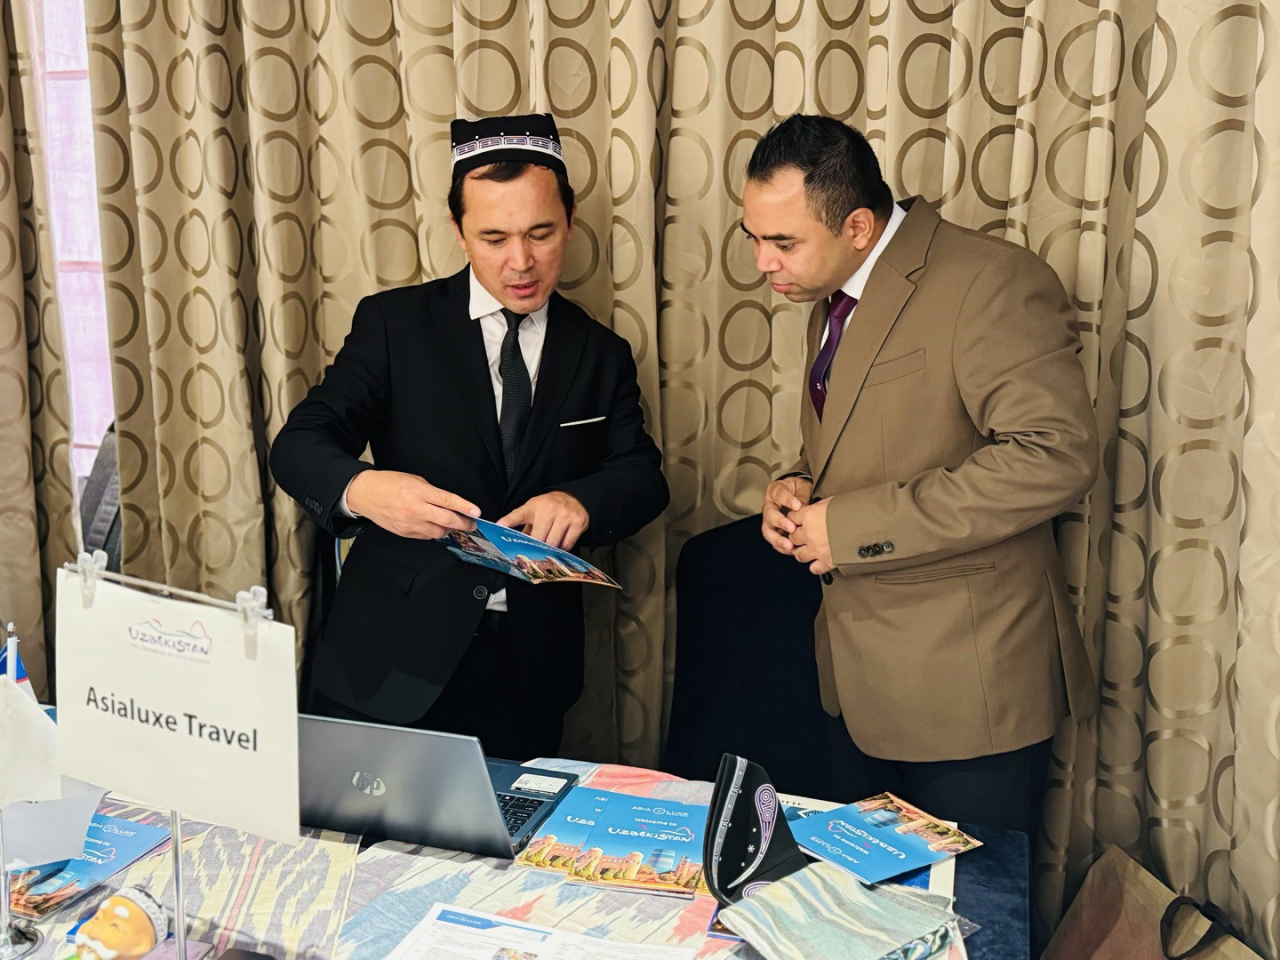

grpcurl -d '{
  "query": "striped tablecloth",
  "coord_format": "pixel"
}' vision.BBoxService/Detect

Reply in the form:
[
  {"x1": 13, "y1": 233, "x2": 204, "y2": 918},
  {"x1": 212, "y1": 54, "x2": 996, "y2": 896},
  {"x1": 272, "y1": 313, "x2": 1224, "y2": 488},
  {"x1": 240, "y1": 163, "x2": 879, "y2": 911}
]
[
  {"x1": 21, "y1": 764, "x2": 742, "y2": 959},
  {"x1": 335, "y1": 760, "x2": 747, "y2": 959},
  {"x1": 26, "y1": 799, "x2": 359, "y2": 960}
]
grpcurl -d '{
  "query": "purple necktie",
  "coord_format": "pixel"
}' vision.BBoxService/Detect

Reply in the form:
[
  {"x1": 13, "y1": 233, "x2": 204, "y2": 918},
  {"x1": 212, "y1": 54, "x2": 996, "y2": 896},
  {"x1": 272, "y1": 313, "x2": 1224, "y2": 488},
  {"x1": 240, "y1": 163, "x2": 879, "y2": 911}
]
[{"x1": 808, "y1": 291, "x2": 857, "y2": 420}]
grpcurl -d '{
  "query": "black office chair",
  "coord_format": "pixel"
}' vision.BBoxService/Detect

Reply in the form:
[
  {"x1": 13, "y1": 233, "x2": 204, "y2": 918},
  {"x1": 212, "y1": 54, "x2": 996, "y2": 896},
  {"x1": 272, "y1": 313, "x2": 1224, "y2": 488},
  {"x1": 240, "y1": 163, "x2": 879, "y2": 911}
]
[
  {"x1": 78, "y1": 422, "x2": 122, "y2": 573},
  {"x1": 662, "y1": 514, "x2": 833, "y2": 798}
]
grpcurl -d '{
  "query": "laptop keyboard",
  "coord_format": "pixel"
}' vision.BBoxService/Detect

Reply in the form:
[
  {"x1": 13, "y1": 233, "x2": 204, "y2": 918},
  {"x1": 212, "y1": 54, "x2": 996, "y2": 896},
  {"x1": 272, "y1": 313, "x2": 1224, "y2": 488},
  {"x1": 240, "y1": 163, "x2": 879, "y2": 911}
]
[{"x1": 498, "y1": 792, "x2": 546, "y2": 836}]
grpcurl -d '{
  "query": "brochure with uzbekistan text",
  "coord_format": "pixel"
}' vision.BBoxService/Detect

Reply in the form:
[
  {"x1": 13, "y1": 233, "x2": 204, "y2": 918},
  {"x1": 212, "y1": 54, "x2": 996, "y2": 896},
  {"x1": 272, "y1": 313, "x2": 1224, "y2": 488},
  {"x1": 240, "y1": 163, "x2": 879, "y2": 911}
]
[
  {"x1": 444, "y1": 518, "x2": 619, "y2": 587},
  {"x1": 8, "y1": 813, "x2": 168, "y2": 919},
  {"x1": 793, "y1": 792, "x2": 981, "y2": 885},
  {"x1": 564, "y1": 796, "x2": 710, "y2": 898},
  {"x1": 516, "y1": 787, "x2": 613, "y2": 872}
]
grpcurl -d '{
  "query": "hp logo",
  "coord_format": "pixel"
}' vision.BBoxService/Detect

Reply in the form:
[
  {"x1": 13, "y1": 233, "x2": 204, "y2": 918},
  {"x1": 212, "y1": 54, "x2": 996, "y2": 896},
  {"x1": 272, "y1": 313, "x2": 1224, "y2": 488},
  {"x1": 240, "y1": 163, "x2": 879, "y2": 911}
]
[{"x1": 351, "y1": 771, "x2": 386, "y2": 796}]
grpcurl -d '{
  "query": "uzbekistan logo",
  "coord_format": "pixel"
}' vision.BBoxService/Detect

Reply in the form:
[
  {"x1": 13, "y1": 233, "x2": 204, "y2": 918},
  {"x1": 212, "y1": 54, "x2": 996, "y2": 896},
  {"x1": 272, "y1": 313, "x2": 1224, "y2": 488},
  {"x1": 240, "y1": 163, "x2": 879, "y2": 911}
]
[{"x1": 126, "y1": 618, "x2": 214, "y2": 661}]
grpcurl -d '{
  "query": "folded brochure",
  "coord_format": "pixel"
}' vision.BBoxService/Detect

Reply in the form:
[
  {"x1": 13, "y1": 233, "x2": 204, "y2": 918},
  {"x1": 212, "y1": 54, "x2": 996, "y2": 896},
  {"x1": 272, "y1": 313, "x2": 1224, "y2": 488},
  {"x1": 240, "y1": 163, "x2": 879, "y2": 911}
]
[
  {"x1": 519, "y1": 789, "x2": 710, "y2": 897},
  {"x1": 8, "y1": 812, "x2": 168, "y2": 919},
  {"x1": 793, "y1": 792, "x2": 981, "y2": 885},
  {"x1": 518, "y1": 786, "x2": 612, "y2": 872},
  {"x1": 445, "y1": 518, "x2": 618, "y2": 587}
]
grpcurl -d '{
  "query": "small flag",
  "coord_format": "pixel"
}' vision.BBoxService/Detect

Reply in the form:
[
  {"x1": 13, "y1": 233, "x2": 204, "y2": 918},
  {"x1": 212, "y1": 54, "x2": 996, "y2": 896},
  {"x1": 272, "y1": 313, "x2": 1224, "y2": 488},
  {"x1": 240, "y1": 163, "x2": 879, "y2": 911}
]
[{"x1": 1, "y1": 624, "x2": 37, "y2": 701}]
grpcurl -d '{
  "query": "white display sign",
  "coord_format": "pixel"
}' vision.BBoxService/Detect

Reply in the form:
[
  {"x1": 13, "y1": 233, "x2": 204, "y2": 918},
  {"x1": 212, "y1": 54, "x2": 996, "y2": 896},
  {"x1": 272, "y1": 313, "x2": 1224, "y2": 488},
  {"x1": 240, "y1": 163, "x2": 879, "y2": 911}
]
[{"x1": 55, "y1": 569, "x2": 299, "y2": 843}]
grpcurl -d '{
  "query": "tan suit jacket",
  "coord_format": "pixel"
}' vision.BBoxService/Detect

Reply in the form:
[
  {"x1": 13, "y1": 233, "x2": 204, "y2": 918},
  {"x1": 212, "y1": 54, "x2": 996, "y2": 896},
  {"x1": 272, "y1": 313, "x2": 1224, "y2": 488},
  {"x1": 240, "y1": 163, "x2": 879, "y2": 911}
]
[{"x1": 793, "y1": 198, "x2": 1099, "y2": 762}]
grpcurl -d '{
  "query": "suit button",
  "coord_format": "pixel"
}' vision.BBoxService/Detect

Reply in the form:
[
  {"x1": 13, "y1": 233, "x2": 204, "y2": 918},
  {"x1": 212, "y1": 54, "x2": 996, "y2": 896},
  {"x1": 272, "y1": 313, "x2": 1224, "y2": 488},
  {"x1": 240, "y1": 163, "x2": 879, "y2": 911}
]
[
  {"x1": 857, "y1": 547, "x2": 869, "y2": 559},
  {"x1": 882, "y1": 541, "x2": 894, "y2": 554},
  {"x1": 821, "y1": 573, "x2": 833, "y2": 585},
  {"x1": 871, "y1": 543, "x2": 884, "y2": 556},
  {"x1": 473, "y1": 586, "x2": 488, "y2": 600}
]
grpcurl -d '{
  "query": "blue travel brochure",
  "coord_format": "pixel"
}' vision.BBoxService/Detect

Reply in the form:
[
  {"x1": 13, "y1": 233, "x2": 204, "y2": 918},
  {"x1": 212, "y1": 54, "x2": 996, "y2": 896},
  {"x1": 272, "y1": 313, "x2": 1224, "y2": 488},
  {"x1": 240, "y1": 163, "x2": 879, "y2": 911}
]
[
  {"x1": 8, "y1": 813, "x2": 168, "y2": 919},
  {"x1": 793, "y1": 792, "x2": 981, "y2": 885},
  {"x1": 444, "y1": 518, "x2": 619, "y2": 588},
  {"x1": 517, "y1": 787, "x2": 613, "y2": 871},
  {"x1": 566, "y1": 796, "x2": 710, "y2": 897}
]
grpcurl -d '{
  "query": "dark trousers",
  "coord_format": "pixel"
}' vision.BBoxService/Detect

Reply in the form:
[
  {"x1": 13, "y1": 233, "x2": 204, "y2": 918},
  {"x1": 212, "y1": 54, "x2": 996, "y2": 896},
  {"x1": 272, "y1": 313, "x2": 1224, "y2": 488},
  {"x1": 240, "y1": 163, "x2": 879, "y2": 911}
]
[
  {"x1": 310, "y1": 611, "x2": 565, "y2": 763},
  {"x1": 825, "y1": 714, "x2": 1053, "y2": 836}
]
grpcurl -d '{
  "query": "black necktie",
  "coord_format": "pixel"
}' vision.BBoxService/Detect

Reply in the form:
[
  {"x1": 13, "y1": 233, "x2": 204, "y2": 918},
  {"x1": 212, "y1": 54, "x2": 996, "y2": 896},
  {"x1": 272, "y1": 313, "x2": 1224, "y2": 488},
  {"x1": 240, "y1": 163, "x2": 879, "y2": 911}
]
[{"x1": 499, "y1": 308, "x2": 532, "y2": 481}]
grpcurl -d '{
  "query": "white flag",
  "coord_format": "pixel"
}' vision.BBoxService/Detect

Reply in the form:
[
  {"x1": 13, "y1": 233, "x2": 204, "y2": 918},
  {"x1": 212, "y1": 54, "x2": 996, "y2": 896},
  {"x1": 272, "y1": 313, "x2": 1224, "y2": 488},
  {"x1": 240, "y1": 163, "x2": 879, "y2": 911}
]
[{"x1": 0, "y1": 676, "x2": 61, "y2": 806}]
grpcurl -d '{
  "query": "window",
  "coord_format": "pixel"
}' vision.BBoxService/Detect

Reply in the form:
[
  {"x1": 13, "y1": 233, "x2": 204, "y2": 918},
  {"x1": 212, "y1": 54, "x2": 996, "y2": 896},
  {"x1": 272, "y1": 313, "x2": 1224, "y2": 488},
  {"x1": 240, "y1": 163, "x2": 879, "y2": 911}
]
[{"x1": 31, "y1": 0, "x2": 111, "y2": 479}]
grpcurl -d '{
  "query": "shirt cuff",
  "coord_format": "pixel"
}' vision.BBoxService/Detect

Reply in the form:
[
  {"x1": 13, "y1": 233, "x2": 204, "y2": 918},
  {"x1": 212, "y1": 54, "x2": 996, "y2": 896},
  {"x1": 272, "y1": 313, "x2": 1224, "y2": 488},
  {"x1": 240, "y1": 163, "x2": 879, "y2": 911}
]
[{"x1": 337, "y1": 478, "x2": 361, "y2": 519}]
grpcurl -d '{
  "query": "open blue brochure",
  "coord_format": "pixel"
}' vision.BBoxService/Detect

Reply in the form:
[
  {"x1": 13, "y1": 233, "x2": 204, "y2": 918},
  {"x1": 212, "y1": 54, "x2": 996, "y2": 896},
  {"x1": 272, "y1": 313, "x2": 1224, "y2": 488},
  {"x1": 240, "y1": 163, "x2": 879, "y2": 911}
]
[
  {"x1": 565, "y1": 796, "x2": 710, "y2": 897},
  {"x1": 444, "y1": 518, "x2": 619, "y2": 588},
  {"x1": 517, "y1": 787, "x2": 612, "y2": 871},
  {"x1": 793, "y1": 792, "x2": 981, "y2": 885},
  {"x1": 9, "y1": 813, "x2": 168, "y2": 919}
]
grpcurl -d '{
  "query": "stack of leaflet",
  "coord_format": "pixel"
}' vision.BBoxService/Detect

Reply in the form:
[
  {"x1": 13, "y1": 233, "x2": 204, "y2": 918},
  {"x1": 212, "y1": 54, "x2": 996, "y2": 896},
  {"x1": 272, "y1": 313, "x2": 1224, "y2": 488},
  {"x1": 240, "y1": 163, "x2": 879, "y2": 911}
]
[
  {"x1": 792, "y1": 792, "x2": 981, "y2": 885},
  {"x1": 8, "y1": 813, "x2": 168, "y2": 919},
  {"x1": 517, "y1": 787, "x2": 710, "y2": 898}
]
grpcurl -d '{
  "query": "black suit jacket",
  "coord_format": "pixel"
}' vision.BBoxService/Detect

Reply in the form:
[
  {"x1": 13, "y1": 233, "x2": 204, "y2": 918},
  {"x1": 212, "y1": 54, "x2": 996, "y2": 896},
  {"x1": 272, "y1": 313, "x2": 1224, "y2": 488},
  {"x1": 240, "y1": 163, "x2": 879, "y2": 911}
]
[{"x1": 270, "y1": 267, "x2": 668, "y2": 724}]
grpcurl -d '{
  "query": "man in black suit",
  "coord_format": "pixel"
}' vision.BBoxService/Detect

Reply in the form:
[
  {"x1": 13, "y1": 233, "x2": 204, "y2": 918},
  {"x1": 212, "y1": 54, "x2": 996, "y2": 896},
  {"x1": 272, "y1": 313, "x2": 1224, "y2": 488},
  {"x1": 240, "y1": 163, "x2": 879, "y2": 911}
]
[{"x1": 270, "y1": 114, "x2": 668, "y2": 761}]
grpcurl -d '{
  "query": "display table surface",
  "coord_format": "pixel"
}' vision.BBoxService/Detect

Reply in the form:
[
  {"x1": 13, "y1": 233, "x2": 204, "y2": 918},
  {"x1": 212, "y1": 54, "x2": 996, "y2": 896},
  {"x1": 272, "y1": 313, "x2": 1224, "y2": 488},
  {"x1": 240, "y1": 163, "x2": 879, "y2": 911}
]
[{"x1": 22, "y1": 761, "x2": 1029, "y2": 959}]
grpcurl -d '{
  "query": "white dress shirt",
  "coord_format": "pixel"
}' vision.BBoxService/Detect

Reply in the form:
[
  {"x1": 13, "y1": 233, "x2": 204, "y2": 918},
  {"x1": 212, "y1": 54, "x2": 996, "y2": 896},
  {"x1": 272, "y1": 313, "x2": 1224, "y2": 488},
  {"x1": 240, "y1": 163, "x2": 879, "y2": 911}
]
[
  {"x1": 341, "y1": 267, "x2": 551, "y2": 612},
  {"x1": 468, "y1": 267, "x2": 550, "y2": 409},
  {"x1": 818, "y1": 201, "x2": 907, "y2": 353}
]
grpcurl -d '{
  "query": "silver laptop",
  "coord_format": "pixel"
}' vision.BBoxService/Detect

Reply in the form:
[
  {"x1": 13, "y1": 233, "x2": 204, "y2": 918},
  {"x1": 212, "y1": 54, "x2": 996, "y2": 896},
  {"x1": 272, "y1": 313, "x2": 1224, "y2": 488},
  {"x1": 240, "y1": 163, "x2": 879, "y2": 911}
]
[{"x1": 298, "y1": 714, "x2": 578, "y2": 858}]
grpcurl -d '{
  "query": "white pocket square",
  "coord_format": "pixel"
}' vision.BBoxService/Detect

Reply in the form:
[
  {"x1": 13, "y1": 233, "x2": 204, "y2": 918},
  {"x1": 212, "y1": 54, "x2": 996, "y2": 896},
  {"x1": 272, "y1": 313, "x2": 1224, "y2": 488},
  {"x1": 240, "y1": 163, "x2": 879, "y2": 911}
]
[{"x1": 559, "y1": 416, "x2": 606, "y2": 427}]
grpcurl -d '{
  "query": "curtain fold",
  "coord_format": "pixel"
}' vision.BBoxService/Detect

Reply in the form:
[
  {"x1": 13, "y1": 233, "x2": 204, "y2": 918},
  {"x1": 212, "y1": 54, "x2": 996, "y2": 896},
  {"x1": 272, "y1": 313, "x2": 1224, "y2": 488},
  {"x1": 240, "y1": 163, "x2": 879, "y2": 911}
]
[
  {"x1": 82, "y1": 2, "x2": 1280, "y2": 950},
  {"x1": 0, "y1": 0, "x2": 77, "y2": 701}
]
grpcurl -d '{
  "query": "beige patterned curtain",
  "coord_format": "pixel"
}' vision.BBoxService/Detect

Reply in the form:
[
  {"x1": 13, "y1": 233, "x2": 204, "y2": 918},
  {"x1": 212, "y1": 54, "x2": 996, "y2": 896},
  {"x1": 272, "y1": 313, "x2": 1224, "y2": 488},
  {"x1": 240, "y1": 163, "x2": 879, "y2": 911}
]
[
  {"x1": 84, "y1": 0, "x2": 1280, "y2": 949},
  {"x1": 1038, "y1": 1, "x2": 1279, "y2": 953},
  {"x1": 0, "y1": 0, "x2": 77, "y2": 701}
]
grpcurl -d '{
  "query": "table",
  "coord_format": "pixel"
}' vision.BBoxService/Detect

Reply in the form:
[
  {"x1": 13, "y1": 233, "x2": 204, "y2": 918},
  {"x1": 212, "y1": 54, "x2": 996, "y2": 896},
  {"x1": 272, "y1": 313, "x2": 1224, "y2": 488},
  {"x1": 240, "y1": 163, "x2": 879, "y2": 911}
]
[
  {"x1": 20, "y1": 762, "x2": 1028, "y2": 959},
  {"x1": 333, "y1": 760, "x2": 1030, "y2": 960}
]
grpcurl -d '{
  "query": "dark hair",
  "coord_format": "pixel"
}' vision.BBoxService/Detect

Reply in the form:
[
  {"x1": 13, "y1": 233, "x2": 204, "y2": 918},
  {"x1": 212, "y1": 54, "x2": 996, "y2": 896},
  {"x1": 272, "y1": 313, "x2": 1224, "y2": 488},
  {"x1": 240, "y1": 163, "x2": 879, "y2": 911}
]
[
  {"x1": 448, "y1": 161, "x2": 576, "y2": 229},
  {"x1": 746, "y1": 116, "x2": 893, "y2": 233}
]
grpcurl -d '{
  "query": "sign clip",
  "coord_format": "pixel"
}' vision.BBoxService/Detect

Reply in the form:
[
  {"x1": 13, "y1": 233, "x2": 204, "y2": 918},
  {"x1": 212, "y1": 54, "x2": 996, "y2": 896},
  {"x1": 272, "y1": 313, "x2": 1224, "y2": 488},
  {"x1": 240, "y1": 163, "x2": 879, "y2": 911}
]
[
  {"x1": 76, "y1": 550, "x2": 109, "y2": 608},
  {"x1": 235, "y1": 585, "x2": 272, "y2": 660}
]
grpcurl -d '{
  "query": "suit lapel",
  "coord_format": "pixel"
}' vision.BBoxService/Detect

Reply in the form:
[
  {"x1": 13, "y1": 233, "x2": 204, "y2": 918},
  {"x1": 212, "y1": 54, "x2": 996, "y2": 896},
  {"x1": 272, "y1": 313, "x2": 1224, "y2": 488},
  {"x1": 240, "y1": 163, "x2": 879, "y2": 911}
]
[
  {"x1": 812, "y1": 198, "x2": 941, "y2": 486},
  {"x1": 511, "y1": 293, "x2": 586, "y2": 485},
  {"x1": 430, "y1": 267, "x2": 505, "y2": 480}
]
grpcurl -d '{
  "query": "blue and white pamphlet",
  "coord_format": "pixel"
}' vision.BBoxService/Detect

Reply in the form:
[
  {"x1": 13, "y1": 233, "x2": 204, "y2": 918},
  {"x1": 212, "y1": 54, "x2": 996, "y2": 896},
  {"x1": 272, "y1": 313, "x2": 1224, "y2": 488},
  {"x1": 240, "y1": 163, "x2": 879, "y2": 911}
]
[
  {"x1": 566, "y1": 796, "x2": 710, "y2": 897},
  {"x1": 793, "y1": 792, "x2": 981, "y2": 885},
  {"x1": 383, "y1": 902, "x2": 695, "y2": 959},
  {"x1": 517, "y1": 787, "x2": 612, "y2": 871},
  {"x1": 8, "y1": 813, "x2": 168, "y2": 919},
  {"x1": 445, "y1": 518, "x2": 619, "y2": 588}
]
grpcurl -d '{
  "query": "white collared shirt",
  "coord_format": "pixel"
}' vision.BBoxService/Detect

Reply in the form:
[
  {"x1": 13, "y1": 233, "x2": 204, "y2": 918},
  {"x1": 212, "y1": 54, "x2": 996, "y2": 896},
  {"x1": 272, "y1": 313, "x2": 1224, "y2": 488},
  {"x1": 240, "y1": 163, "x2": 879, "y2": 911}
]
[
  {"x1": 467, "y1": 268, "x2": 551, "y2": 611},
  {"x1": 818, "y1": 201, "x2": 907, "y2": 352},
  {"x1": 468, "y1": 266, "x2": 550, "y2": 410},
  {"x1": 340, "y1": 267, "x2": 553, "y2": 613}
]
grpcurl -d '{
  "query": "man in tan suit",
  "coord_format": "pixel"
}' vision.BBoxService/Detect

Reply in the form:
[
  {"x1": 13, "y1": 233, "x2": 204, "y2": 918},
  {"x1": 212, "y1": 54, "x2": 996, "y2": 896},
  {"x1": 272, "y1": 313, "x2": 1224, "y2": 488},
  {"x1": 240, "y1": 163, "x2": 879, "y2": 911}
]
[{"x1": 744, "y1": 116, "x2": 1098, "y2": 834}]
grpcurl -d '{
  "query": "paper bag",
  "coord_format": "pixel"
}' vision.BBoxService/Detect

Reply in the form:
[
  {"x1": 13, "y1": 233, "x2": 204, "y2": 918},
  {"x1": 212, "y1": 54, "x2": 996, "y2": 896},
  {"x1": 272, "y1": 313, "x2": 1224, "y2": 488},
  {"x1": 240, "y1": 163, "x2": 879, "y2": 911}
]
[{"x1": 1042, "y1": 846, "x2": 1260, "y2": 960}]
